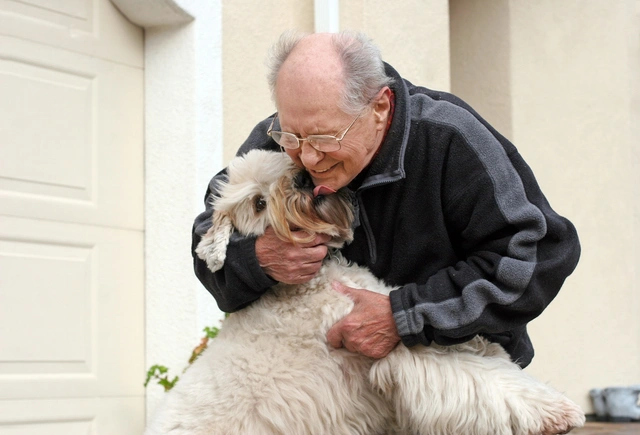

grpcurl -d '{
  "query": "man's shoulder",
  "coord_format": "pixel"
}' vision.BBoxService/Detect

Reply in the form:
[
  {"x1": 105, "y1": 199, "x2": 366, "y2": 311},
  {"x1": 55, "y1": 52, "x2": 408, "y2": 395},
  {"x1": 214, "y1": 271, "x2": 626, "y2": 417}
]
[{"x1": 406, "y1": 86, "x2": 484, "y2": 136}]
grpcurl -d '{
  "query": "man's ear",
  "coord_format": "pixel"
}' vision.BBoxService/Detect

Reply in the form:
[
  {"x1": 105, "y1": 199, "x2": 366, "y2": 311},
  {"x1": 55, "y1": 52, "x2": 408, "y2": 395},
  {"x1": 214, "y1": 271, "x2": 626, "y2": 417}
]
[{"x1": 373, "y1": 86, "x2": 392, "y2": 126}]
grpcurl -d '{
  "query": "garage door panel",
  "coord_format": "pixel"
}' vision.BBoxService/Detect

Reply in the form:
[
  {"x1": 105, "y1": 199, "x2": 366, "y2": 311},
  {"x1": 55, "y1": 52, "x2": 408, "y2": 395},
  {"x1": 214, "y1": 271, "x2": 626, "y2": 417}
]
[
  {"x1": 0, "y1": 396, "x2": 145, "y2": 434},
  {"x1": 0, "y1": 419, "x2": 93, "y2": 435},
  {"x1": 0, "y1": 216, "x2": 144, "y2": 401},
  {"x1": 0, "y1": 55, "x2": 95, "y2": 201},
  {"x1": 0, "y1": 239, "x2": 93, "y2": 374},
  {"x1": 0, "y1": 0, "x2": 143, "y2": 68},
  {"x1": 0, "y1": 35, "x2": 143, "y2": 230}
]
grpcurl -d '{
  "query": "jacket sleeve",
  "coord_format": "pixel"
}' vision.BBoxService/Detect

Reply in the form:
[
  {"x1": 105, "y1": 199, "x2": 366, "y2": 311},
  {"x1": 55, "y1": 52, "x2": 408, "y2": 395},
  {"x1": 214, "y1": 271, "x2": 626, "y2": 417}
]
[
  {"x1": 389, "y1": 106, "x2": 580, "y2": 351},
  {"x1": 191, "y1": 116, "x2": 280, "y2": 312}
]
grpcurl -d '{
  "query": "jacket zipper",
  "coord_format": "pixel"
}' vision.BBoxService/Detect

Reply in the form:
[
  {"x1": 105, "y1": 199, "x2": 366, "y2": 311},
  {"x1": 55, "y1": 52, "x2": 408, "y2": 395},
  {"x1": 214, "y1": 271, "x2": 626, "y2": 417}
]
[
  {"x1": 356, "y1": 177, "x2": 399, "y2": 266},
  {"x1": 356, "y1": 191, "x2": 377, "y2": 264}
]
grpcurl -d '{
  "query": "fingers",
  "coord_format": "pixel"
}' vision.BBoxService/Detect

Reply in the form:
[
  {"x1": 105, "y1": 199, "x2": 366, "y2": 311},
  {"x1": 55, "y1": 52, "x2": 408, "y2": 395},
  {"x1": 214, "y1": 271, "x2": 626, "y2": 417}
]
[
  {"x1": 331, "y1": 281, "x2": 356, "y2": 299},
  {"x1": 260, "y1": 254, "x2": 324, "y2": 284},
  {"x1": 326, "y1": 286, "x2": 401, "y2": 359},
  {"x1": 256, "y1": 227, "x2": 329, "y2": 284},
  {"x1": 326, "y1": 322, "x2": 344, "y2": 350}
]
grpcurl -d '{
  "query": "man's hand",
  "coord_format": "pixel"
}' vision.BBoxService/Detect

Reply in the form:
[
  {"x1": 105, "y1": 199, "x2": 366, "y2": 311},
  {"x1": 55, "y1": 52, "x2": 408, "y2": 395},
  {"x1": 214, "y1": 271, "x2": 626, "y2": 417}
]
[
  {"x1": 256, "y1": 226, "x2": 331, "y2": 284},
  {"x1": 326, "y1": 282, "x2": 401, "y2": 359}
]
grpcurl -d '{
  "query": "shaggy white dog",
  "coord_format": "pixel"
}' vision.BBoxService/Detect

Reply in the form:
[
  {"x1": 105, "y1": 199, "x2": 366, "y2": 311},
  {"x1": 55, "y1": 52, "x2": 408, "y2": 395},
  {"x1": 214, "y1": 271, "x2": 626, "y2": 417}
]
[{"x1": 145, "y1": 150, "x2": 585, "y2": 435}]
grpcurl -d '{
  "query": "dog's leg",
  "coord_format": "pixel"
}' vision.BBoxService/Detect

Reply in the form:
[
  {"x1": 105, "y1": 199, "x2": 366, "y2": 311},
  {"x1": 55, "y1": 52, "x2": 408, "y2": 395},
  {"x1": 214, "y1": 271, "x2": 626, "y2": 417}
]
[
  {"x1": 370, "y1": 338, "x2": 585, "y2": 435},
  {"x1": 195, "y1": 210, "x2": 234, "y2": 272}
]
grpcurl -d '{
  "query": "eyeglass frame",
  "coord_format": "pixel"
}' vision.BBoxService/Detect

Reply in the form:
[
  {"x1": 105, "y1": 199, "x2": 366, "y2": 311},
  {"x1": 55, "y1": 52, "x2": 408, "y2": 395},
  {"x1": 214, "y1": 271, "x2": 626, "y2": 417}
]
[{"x1": 266, "y1": 112, "x2": 361, "y2": 153}]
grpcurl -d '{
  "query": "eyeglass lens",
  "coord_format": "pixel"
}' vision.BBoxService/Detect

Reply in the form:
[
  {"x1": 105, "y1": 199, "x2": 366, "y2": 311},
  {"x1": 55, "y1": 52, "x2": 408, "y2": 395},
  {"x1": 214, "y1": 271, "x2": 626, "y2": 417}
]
[{"x1": 272, "y1": 132, "x2": 340, "y2": 152}]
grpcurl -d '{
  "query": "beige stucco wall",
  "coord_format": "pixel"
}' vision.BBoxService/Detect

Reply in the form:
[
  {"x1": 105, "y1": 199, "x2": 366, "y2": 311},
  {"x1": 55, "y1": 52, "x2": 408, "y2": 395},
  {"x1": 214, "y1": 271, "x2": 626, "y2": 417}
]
[
  {"x1": 222, "y1": 1, "x2": 314, "y2": 164},
  {"x1": 451, "y1": 0, "x2": 640, "y2": 412},
  {"x1": 341, "y1": 0, "x2": 450, "y2": 92},
  {"x1": 450, "y1": 0, "x2": 512, "y2": 138},
  {"x1": 221, "y1": 0, "x2": 640, "y2": 414}
]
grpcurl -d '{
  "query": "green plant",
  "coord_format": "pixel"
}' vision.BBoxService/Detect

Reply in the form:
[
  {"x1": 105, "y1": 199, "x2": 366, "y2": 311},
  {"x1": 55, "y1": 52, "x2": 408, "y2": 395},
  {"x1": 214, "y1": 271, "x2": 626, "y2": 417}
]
[
  {"x1": 145, "y1": 316, "x2": 227, "y2": 392},
  {"x1": 144, "y1": 364, "x2": 179, "y2": 391}
]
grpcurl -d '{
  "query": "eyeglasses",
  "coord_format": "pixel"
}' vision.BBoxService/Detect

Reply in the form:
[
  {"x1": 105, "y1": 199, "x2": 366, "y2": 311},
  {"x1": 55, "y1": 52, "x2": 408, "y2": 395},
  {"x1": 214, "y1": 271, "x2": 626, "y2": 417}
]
[{"x1": 267, "y1": 113, "x2": 361, "y2": 153}]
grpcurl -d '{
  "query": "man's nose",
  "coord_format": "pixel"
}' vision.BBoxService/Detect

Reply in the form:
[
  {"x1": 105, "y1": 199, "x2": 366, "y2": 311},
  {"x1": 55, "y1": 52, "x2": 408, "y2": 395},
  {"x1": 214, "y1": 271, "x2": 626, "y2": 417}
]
[{"x1": 299, "y1": 142, "x2": 323, "y2": 167}]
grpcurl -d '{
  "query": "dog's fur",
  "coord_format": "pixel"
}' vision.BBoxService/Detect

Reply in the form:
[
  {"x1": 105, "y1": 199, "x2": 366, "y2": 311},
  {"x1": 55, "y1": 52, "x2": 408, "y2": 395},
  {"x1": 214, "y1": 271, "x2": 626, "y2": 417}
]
[{"x1": 145, "y1": 150, "x2": 585, "y2": 435}]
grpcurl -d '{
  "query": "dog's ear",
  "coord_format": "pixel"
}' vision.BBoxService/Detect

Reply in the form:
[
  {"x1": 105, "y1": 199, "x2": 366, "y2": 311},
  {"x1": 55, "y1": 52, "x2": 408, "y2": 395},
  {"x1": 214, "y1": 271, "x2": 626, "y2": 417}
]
[{"x1": 195, "y1": 210, "x2": 234, "y2": 273}]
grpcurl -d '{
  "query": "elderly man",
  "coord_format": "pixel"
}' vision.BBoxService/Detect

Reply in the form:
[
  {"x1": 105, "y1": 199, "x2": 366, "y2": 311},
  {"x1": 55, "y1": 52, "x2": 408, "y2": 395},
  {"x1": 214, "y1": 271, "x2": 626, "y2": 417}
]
[{"x1": 192, "y1": 31, "x2": 580, "y2": 367}]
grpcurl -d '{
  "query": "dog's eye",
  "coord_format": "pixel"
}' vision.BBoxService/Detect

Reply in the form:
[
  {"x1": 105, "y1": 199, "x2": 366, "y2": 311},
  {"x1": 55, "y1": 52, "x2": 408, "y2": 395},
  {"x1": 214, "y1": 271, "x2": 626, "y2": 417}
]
[{"x1": 254, "y1": 196, "x2": 267, "y2": 213}]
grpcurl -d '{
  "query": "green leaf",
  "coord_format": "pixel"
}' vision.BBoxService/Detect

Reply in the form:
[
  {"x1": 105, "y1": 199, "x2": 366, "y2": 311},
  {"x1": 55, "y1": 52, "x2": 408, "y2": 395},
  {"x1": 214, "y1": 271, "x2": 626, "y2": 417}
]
[
  {"x1": 144, "y1": 364, "x2": 169, "y2": 387},
  {"x1": 203, "y1": 326, "x2": 220, "y2": 339},
  {"x1": 158, "y1": 375, "x2": 179, "y2": 391}
]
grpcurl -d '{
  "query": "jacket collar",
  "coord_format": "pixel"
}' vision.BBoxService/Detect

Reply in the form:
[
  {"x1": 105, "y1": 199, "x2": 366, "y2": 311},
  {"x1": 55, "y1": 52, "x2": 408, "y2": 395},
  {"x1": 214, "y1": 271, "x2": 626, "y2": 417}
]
[{"x1": 357, "y1": 62, "x2": 410, "y2": 191}]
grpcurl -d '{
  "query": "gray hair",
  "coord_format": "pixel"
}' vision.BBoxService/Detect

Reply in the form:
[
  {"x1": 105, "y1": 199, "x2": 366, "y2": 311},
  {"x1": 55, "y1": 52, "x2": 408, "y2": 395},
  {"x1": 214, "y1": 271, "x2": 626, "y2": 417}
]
[{"x1": 266, "y1": 30, "x2": 394, "y2": 115}]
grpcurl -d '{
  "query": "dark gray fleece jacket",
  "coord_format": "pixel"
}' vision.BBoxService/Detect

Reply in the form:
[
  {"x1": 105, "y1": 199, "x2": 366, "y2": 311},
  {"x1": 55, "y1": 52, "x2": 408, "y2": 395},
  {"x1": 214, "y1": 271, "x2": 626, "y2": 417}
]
[{"x1": 192, "y1": 63, "x2": 580, "y2": 367}]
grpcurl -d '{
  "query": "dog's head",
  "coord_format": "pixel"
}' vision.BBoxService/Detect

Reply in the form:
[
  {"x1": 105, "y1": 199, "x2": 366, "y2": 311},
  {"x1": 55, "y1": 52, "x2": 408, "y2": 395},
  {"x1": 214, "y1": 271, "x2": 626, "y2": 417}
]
[{"x1": 196, "y1": 150, "x2": 354, "y2": 272}]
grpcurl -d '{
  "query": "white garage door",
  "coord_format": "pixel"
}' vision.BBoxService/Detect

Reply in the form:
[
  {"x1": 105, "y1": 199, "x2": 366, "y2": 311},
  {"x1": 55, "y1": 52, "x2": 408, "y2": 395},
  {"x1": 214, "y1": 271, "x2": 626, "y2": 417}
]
[{"x1": 0, "y1": 0, "x2": 145, "y2": 432}]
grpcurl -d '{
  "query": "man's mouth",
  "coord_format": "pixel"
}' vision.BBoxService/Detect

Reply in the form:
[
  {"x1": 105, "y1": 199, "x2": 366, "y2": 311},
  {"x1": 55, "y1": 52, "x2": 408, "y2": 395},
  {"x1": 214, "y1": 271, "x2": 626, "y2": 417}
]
[{"x1": 309, "y1": 163, "x2": 336, "y2": 176}]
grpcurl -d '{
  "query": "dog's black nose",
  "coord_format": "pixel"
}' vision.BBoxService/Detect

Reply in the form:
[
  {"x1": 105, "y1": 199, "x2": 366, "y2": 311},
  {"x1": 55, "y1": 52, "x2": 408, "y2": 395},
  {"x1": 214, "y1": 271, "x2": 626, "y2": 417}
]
[{"x1": 293, "y1": 170, "x2": 314, "y2": 191}]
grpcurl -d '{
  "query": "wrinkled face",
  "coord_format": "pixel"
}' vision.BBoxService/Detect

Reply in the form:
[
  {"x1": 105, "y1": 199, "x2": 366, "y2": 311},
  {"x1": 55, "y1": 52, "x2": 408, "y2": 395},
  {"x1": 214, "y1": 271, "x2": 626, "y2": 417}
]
[
  {"x1": 277, "y1": 104, "x2": 385, "y2": 192},
  {"x1": 213, "y1": 150, "x2": 354, "y2": 247},
  {"x1": 272, "y1": 37, "x2": 391, "y2": 192}
]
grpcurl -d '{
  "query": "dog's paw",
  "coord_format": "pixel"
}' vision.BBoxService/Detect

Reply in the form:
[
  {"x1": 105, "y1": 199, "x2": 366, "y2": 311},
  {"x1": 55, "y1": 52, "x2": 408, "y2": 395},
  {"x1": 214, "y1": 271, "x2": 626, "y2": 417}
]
[
  {"x1": 195, "y1": 237, "x2": 226, "y2": 273},
  {"x1": 195, "y1": 211, "x2": 233, "y2": 273},
  {"x1": 538, "y1": 399, "x2": 585, "y2": 435}
]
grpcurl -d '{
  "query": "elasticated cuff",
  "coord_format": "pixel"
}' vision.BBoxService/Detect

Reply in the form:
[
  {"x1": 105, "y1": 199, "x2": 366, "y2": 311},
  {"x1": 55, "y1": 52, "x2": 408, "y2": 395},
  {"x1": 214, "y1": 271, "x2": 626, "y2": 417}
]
[
  {"x1": 389, "y1": 287, "x2": 433, "y2": 348},
  {"x1": 226, "y1": 233, "x2": 277, "y2": 290}
]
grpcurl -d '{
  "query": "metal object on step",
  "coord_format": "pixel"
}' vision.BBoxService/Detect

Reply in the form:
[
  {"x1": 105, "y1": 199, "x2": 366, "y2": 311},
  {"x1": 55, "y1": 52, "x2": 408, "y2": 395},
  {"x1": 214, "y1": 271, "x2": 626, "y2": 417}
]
[{"x1": 589, "y1": 385, "x2": 640, "y2": 422}]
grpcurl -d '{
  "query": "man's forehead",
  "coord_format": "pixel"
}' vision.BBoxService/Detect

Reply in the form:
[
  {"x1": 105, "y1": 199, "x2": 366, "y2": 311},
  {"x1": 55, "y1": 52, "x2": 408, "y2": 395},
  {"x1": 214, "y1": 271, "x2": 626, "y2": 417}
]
[
  {"x1": 276, "y1": 105, "x2": 348, "y2": 134},
  {"x1": 275, "y1": 71, "x2": 344, "y2": 119}
]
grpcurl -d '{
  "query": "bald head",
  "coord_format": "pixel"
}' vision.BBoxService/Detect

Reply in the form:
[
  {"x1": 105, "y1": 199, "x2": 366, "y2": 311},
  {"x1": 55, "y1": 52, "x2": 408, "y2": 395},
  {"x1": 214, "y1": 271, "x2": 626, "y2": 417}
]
[
  {"x1": 266, "y1": 30, "x2": 393, "y2": 116},
  {"x1": 280, "y1": 32, "x2": 343, "y2": 83},
  {"x1": 275, "y1": 34, "x2": 345, "y2": 118}
]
